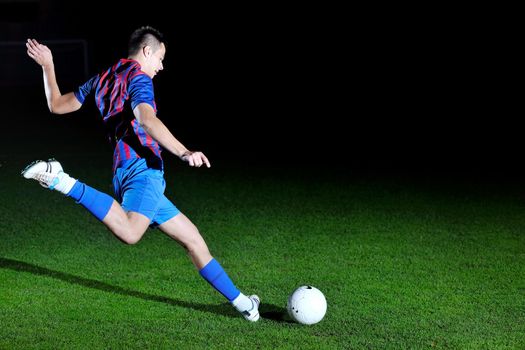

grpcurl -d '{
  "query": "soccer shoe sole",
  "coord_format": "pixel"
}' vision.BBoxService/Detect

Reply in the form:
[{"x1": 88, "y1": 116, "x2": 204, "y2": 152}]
[
  {"x1": 21, "y1": 158, "x2": 62, "y2": 179},
  {"x1": 21, "y1": 158, "x2": 63, "y2": 189},
  {"x1": 21, "y1": 159, "x2": 46, "y2": 179}
]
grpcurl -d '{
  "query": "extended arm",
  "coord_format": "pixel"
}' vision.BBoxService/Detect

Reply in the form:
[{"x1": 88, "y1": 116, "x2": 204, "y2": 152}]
[
  {"x1": 26, "y1": 39, "x2": 81, "y2": 115},
  {"x1": 133, "y1": 103, "x2": 211, "y2": 167}
]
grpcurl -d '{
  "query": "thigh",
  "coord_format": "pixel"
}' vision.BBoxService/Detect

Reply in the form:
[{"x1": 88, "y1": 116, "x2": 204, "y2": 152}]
[{"x1": 158, "y1": 212, "x2": 206, "y2": 247}]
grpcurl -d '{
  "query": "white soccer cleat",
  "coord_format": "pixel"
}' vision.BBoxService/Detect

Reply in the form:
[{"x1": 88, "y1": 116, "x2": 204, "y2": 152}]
[
  {"x1": 241, "y1": 295, "x2": 260, "y2": 322},
  {"x1": 21, "y1": 158, "x2": 63, "y2": 188}
]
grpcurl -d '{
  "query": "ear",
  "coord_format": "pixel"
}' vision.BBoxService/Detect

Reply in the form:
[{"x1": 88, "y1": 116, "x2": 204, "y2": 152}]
[{"x1": 142, "y1": 46, "x2": 152, "y2": 58}]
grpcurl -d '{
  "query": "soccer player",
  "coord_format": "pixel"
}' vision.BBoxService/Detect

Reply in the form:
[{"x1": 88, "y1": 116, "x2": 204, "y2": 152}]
[{"x1": 22, "y1": 26, "x2": 260, "y2": 322}]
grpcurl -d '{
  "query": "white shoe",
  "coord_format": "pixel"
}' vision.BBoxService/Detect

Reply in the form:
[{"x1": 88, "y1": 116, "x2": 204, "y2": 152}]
[
  {"x1": 241, "y1": 295, "x2": 260, "y2": 322},
  {"x1": 21, "y1": 158, "x2": 63, "y2": 188}
]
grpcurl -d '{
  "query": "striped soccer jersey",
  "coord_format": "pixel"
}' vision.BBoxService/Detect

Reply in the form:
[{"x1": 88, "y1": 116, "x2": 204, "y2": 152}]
[{"x1": 74, "y1": 59, "x2": 163, "y2": 171}]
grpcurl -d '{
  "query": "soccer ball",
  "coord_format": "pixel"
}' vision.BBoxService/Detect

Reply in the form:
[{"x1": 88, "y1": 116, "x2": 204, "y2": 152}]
[{"x1": 287, "y1": 285, "x2": 327, "y2": 325}]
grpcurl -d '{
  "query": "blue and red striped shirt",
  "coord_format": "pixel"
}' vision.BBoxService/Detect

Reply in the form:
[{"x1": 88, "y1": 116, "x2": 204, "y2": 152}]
[{"x1": 74, "y1": 59, "x2": 163, "y2": 172}]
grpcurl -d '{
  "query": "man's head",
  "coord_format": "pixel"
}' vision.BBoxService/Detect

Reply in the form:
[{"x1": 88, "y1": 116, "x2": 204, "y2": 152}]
[{"x1": 128, "y1": 26, "x2": 166, "y2": 79}]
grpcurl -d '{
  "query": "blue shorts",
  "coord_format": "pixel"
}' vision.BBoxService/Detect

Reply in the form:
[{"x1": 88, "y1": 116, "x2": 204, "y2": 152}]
[{"x1": 112, "y1": 158, "x2": 180, "y2": 226}]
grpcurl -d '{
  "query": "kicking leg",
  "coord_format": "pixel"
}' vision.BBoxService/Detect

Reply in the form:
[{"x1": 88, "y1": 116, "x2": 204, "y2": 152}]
[{"x1": 22, "y1": 159, "x2": 150, "y2": 244}]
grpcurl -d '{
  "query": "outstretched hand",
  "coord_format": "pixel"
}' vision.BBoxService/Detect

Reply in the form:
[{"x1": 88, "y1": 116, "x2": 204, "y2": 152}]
[
  {"x1": 181, "y1": 151, "x2": 211, "y2": 168},
  {"x1": 26, "y1": 39, "x2": 53, "y2": 68}
]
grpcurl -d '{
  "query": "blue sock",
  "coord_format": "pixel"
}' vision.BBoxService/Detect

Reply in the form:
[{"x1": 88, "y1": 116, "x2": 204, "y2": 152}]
[
  {"x1": 67, "y1": 181, "x2": 114, "y2": 221},
  {"x1": 199, "y1": 258, "x2": 241, "y2": 302}
]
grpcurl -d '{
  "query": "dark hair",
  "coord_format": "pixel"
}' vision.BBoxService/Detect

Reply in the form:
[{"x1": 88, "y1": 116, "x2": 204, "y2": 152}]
[{"x1": 128, "y1": 26, "x2": 165, "y2": 56}]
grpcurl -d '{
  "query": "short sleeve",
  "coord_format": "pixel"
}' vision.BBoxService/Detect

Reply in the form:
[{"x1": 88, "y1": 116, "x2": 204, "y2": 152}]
[
  {"x1": 74, "y1": 75, "x2": 98, "y2": 104},
  {"x1": 129, "y1": 74, "x2": 156, "y2": 111}
]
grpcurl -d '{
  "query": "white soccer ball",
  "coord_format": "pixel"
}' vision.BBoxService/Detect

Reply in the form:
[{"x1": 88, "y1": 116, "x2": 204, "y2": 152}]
[{"x1": 287, "y1": 285, "x2": 327, "y2": 325}]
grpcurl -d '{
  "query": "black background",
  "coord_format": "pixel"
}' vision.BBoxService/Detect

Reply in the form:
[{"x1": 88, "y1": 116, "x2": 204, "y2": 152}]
[{"x1": 1, "y1": 1, "x2": 518, "y2": 176}]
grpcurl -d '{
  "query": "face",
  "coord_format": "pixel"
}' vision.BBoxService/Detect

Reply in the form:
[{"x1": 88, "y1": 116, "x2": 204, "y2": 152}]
[{"x1": 142, "y1": 43, "x2": 165, "y2": 79}]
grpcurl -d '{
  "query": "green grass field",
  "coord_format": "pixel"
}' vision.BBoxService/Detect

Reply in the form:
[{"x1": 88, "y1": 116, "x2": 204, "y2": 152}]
[{"x1": 1, "y1": 154, "x2": 524, "y2": 349}]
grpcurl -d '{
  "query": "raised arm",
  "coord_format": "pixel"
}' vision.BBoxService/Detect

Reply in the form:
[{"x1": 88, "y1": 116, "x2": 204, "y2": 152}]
[
  {"x1": 26, "y1": 39, "x2": 81, "y2": 115},
  {"x1": 133, "y1": 103, "x2": 211, "y2": 168}
]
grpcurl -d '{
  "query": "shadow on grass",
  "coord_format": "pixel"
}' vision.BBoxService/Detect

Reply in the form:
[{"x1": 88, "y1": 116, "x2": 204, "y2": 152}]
[
  {"x1": 260, "y1": 305, "x2": 294, "y2": 323},
  {"x1": 1, "y1": 257, "x2": 296, "y2": 323},
  {"x1": 0, "y1": 257, "x2": 239, "y2": 318}
]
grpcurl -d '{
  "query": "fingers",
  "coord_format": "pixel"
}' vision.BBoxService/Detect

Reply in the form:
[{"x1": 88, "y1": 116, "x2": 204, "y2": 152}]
[
  {"x1": 26, "y1": 39, "x2": 50, "y2": 55},
  {"x1": 26, "y1": 39, "x2": 37, "y2": 57},
  {"x1": 194, "y1": 152, "x2": 211, "y2": 168},
  {"x1": 191, "y1": 153, "x2": 203, "y2": 167},
  {"x1": 27, "y1": 49, "x2": 36, "y2": 59},
  {"x1": 185, "y1": 152, "x2": 211, "y2": 168},
  {"x1": 202, "y1": 154, "x2": 211, "y2": 168},
  {"x1": 26, "y1": 38, "x2": 48, "y2": 64},
  {"x1": 26, "y1": 39, "x2": 41, "y2": 53}
]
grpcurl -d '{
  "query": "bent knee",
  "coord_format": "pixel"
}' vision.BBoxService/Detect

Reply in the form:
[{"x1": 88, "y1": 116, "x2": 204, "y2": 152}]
[
  {"x1": 122, "y1": 235, "x2": 141, "y2": 245},
  {"x1": 113, "y1": 226, "x2": 146, "y2": 245}
]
